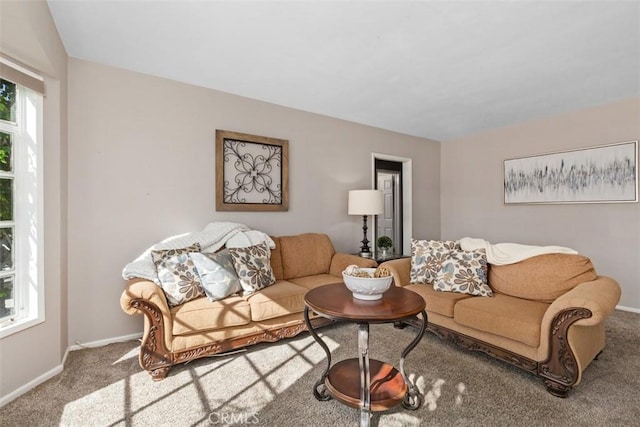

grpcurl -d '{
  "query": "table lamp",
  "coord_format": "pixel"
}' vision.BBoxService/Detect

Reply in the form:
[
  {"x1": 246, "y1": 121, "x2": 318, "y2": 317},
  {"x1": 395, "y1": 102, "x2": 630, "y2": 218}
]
[{"x1": 348, "y1": 189, "x2": 384, "y2": 257}]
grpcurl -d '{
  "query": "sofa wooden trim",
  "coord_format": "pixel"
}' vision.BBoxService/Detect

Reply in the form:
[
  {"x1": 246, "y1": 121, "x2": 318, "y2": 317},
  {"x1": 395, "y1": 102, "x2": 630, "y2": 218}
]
[
  {"x1": 399, "y1": 306, "x2": 594, "y2": 397},
  {"x1": 126, "y1": 296, "x2": 334, "y2": 381},
  {"x1": 539, "y1": 307, "x2": 593, "y2": 397}
]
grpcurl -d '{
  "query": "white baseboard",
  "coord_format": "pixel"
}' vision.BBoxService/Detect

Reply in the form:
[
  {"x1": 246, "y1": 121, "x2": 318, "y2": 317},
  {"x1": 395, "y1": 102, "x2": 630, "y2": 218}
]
[
  {"x1": 0, "y1": 362, "x2": 64, "y2": 408},
  {"x1": 0, "y1": 332, "x2": 142, "y2": 408},
  {"x1": 67, "y1": 332, "x2": 142, "y2": 351},
  {"x1": 616, "y1": 305, "x2": 640, "y2": 314}
]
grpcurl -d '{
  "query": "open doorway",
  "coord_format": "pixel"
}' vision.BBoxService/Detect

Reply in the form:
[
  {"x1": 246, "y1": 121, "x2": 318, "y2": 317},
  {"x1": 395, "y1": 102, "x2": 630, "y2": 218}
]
[{"x1": 374, "y1": 159, "x2": 403, "y2": 254}]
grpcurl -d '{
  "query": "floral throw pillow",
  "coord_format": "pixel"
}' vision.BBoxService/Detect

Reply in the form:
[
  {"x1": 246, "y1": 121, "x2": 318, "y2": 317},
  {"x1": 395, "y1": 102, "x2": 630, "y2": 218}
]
[
  {"x1": 151, "y1": 244, "x2": 205, "y2": 307},
  {"x1": 228, "y1": 242, "x2": 276, "y2": 296},
  {"x1": 434, "y1": 249, "x2": 493, "y2": 297},
  {"x1": 410, "y1": 239, "x2": 459, "y2": 284},
  {"x1": 191, "y1": 250, "x2": 242, "y2": 302}
]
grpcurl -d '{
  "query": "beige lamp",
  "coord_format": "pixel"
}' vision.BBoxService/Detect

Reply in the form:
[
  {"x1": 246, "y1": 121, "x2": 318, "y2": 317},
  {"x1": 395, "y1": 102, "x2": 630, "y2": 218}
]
[{"x1": 348, "y1": 189, "x2": 384, "y2": 258}]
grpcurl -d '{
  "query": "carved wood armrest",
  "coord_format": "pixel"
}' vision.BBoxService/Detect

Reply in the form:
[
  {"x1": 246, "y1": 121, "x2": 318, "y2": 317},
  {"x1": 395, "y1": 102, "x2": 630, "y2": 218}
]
[
  {"x1": 120, "y1": 279, "x2": 174, "y2": 380},
  {"x1": 538, "y1": 307, "x2": 593, "y2": 397}
]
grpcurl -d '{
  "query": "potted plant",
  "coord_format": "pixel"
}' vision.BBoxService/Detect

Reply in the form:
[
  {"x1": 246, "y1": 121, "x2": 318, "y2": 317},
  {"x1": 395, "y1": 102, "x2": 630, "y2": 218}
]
[{"x1": 376, "y1": 236, "x2": 393, "y2": 256}]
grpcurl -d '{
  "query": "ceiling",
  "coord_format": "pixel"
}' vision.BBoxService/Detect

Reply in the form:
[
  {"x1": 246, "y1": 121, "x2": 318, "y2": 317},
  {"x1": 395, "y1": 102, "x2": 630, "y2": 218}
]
[{"x1": 47, "y1": 1, "x2": 640, "y2": 141}]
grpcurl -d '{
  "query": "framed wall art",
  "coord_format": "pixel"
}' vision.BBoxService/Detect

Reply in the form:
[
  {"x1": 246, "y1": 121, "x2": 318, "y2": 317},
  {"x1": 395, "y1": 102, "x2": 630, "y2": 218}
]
[
  {"x1": 216, "y1": 130, "x2": 289, "y2": 211},
  {"x1": 504, "y1": 140, "x2": 638, "y2": 204}
]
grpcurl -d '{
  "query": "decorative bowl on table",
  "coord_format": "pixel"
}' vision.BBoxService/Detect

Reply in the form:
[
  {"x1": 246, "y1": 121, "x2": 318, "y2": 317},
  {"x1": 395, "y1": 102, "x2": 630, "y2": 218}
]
[{"x1": 342, "y1": 266, "x2": 393, "y2": 300}]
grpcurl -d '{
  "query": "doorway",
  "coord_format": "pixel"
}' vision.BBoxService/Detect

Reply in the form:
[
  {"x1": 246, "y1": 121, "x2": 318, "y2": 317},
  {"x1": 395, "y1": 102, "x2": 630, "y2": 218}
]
[{"x1": 374, "y1": 159, "x2": 403, "y2": 254}]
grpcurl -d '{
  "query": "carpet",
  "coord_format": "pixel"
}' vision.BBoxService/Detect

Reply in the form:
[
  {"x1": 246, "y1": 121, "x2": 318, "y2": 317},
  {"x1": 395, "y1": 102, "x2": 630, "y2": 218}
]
[{"x1": 1, "y1": 309, "x2": 638, "y2": 426}]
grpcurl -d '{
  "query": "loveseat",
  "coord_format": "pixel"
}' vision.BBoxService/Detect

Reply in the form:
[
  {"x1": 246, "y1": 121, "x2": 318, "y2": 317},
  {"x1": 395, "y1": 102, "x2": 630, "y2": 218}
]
[
  {"x1": 120, "y1": 232, "x2": 377, "y2": 380},
  {"x1": 380, "y1": 240, "x2": 621, "y2": 397}
]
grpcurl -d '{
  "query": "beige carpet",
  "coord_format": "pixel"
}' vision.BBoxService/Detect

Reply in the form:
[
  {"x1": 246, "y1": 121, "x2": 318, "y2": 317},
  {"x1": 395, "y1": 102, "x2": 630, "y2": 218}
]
[{"x1": 1, "y1": 309, "x2": 638, "y2": 426}]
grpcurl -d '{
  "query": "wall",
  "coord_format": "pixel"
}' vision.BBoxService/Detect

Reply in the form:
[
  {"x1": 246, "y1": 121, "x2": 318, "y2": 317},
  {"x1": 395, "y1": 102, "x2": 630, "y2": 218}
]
[
  {"x1": 67, "y1": 58, "x2": 440, "y2": 344},
  {"x1": 441, "y1": 98, "x2": 640, "y2": 311},
  {"x1": 0, "y1": 0, "x2": 68, "y2": 401}
]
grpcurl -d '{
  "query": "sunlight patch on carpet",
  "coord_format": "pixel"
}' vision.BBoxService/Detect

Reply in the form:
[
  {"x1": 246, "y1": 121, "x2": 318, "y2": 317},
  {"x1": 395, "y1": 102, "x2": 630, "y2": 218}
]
[
  {"x1": 425, "y1": 378, "x2": 445, "y2": 412},
  {"x1": 195, "y1": 334, "x2": 341, "y2": 411},
  {"x1": 60, "y1": 333, "x2": 343, "y2": 425},
  {"x1": 113, "y1": 346, "x2": 140, "y2": 365},
  {"x1": 60, "y1": 379, "x2": 128, "y2": 425},
  {"x1": 381, "y1": 412, "x2": 423, "y2": 426},
  {"x1": 455, "y1": 382, "x2": 467, "y2": 405}
]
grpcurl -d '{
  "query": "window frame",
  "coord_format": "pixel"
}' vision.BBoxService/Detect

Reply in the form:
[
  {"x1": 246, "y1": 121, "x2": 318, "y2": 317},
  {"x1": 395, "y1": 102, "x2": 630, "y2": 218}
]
[{"x1": 0, "y1": 76, "x2": 45, "y2": 338}]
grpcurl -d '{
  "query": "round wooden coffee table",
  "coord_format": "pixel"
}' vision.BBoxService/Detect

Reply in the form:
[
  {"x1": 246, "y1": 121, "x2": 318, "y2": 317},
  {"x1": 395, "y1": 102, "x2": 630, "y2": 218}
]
[{"x1": 303, "y1": 283, "x2": 427, "y2": 427}]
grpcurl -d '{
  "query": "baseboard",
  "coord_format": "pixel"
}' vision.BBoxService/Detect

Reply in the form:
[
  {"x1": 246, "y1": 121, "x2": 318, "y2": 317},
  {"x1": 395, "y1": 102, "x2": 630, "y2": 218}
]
[
  {"x1": 0, "y1": 362, "x2": 64, "y2": 408},
  {"x1": 616, "y1": 305, "x2": 640, "y2": 314},
  {"x1": 67, "y1": 332, "x2": 142, "y2": 351},
  {"x1": 0, "y1": 332, "x2": 142, "y2": 408},
  {"x1": 61, "y1": 346, "x2": 70, "y2": 367}
]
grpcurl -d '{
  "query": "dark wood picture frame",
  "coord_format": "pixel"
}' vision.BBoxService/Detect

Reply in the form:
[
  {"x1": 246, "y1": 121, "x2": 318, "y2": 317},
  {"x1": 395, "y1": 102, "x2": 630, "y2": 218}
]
[{"x1": 216, "y1": 130, "x2": 289, "y2": 211}]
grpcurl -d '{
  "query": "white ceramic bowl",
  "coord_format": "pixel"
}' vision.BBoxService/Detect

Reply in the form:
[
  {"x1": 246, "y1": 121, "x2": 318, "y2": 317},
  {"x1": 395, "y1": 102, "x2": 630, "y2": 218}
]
[{"x1": 342, "y1": 268, "x2": 393, "y2": 300}]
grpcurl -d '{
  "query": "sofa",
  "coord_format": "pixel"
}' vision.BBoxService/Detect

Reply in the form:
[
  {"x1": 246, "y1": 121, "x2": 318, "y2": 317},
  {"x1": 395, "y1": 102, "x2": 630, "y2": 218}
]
[
  {"x1": 380, "y1": 242, "x2": 621, "y2": 397},
  {"x1": 120, "y1": 232, "x2": 377, "y2": 381}
]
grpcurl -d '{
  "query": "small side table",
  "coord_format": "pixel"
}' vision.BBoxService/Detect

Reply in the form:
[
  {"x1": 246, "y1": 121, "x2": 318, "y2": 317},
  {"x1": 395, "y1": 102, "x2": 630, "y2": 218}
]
[
  {"x1": 304, "y1": 284, "x2": 426, "y2": 427},
  {"x1": 354, "y1": 252, "x2": 410, "y2": 264},
  {"x1": 373, "y1": 252, "x2": 410, "y2": 264}
]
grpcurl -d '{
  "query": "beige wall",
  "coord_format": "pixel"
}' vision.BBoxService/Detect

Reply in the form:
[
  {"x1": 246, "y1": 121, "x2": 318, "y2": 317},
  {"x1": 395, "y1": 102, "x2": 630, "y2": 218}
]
[
  {"x1": 67, "y1": 58, "x2": 440, "y2": 344},
  {"x1": 441, "y1": 98, "x2": 640, "y2": 310},
  {"x1": 4, "y1": 1, "x2": 635, "y2": 405},
  {"x1": 0, "y1": 0, "x2": 68, "y2": 400}
]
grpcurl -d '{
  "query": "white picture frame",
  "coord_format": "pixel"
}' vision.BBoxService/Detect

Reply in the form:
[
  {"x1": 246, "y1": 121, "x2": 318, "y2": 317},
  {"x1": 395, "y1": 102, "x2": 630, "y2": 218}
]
[{"x1": 504, "y1": 141, "x2": 638, "y2": 204}]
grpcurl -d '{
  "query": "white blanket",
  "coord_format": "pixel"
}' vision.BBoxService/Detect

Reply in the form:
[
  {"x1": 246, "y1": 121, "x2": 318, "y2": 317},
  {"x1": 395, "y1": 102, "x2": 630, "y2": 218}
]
[
  {"x1": 122, "y1": 222, "x2": 275, "y2": 281},
  {"x1": 459, "y1": 237, "x2": 577, "y2": 265}
]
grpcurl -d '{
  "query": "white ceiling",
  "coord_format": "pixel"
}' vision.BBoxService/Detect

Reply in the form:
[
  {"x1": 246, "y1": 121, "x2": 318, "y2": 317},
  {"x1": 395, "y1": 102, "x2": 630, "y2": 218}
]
[{"x1": 47, "y1": 1, "x2": 640, "y2": 141}]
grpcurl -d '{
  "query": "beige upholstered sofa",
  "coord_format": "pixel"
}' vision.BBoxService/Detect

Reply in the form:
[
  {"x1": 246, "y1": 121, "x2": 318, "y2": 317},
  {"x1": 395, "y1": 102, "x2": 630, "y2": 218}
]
[
  {"x1": 381, "y1": 253, "x2": 621, "y2": 397},
  {"x1": 120, "y1": 233, "x2": 376, "y2": 380}
]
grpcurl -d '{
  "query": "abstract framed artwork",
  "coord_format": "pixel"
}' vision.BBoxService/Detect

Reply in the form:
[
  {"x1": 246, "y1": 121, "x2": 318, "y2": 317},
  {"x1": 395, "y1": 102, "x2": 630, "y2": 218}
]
[
  {"x1": 504, "y1": 140, "x2": 638, "y2": 204},
  {"x1": 216, "y1": 130, "x2": 289, "y2": 211}
]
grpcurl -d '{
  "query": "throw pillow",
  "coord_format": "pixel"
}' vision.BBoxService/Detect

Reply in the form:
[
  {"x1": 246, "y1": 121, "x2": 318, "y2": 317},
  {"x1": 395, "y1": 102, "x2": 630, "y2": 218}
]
[
  {"x1": 191, "y1": 251, "x2": 242, "y2": 302},
  {"x1": 151, "y1": 244, "x2": 205, "y2": 307},
  {"x1": 410, "y1": 239, "x2": 459, "y2": 284},
  {"x1": 228, "y1": 242, "x2": 276, "y2": 296},
  {"x1": 434, "y1": 249, "x2": 493, "y2": 297}
]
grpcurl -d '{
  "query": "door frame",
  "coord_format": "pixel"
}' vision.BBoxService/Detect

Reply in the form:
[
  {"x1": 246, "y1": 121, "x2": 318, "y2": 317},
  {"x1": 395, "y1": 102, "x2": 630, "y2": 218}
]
[
  {"x1": 371, "y1": 153, "x2": 412, "y2": 255},
  {"x1": 375, "y1": 165, "x2": 402, "y2": 252}
]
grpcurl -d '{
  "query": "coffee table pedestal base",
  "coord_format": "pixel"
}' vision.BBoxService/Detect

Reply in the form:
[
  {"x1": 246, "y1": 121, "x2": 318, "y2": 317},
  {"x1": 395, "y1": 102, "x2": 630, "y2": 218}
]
[{"x1": 325, "y1": 359, "x2": 407, "y2": 411}]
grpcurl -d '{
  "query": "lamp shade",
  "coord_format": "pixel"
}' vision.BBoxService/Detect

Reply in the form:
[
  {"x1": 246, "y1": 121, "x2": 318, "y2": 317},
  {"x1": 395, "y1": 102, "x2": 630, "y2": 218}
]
[{"x1": 348, "y1": 190, "x2": 384, "y2": 215}]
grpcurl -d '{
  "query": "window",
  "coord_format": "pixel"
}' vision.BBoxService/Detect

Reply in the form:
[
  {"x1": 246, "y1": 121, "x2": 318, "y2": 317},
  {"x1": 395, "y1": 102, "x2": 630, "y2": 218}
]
[{"x1": 0, "y1": 56, "x2": 44, "y2": 338}]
